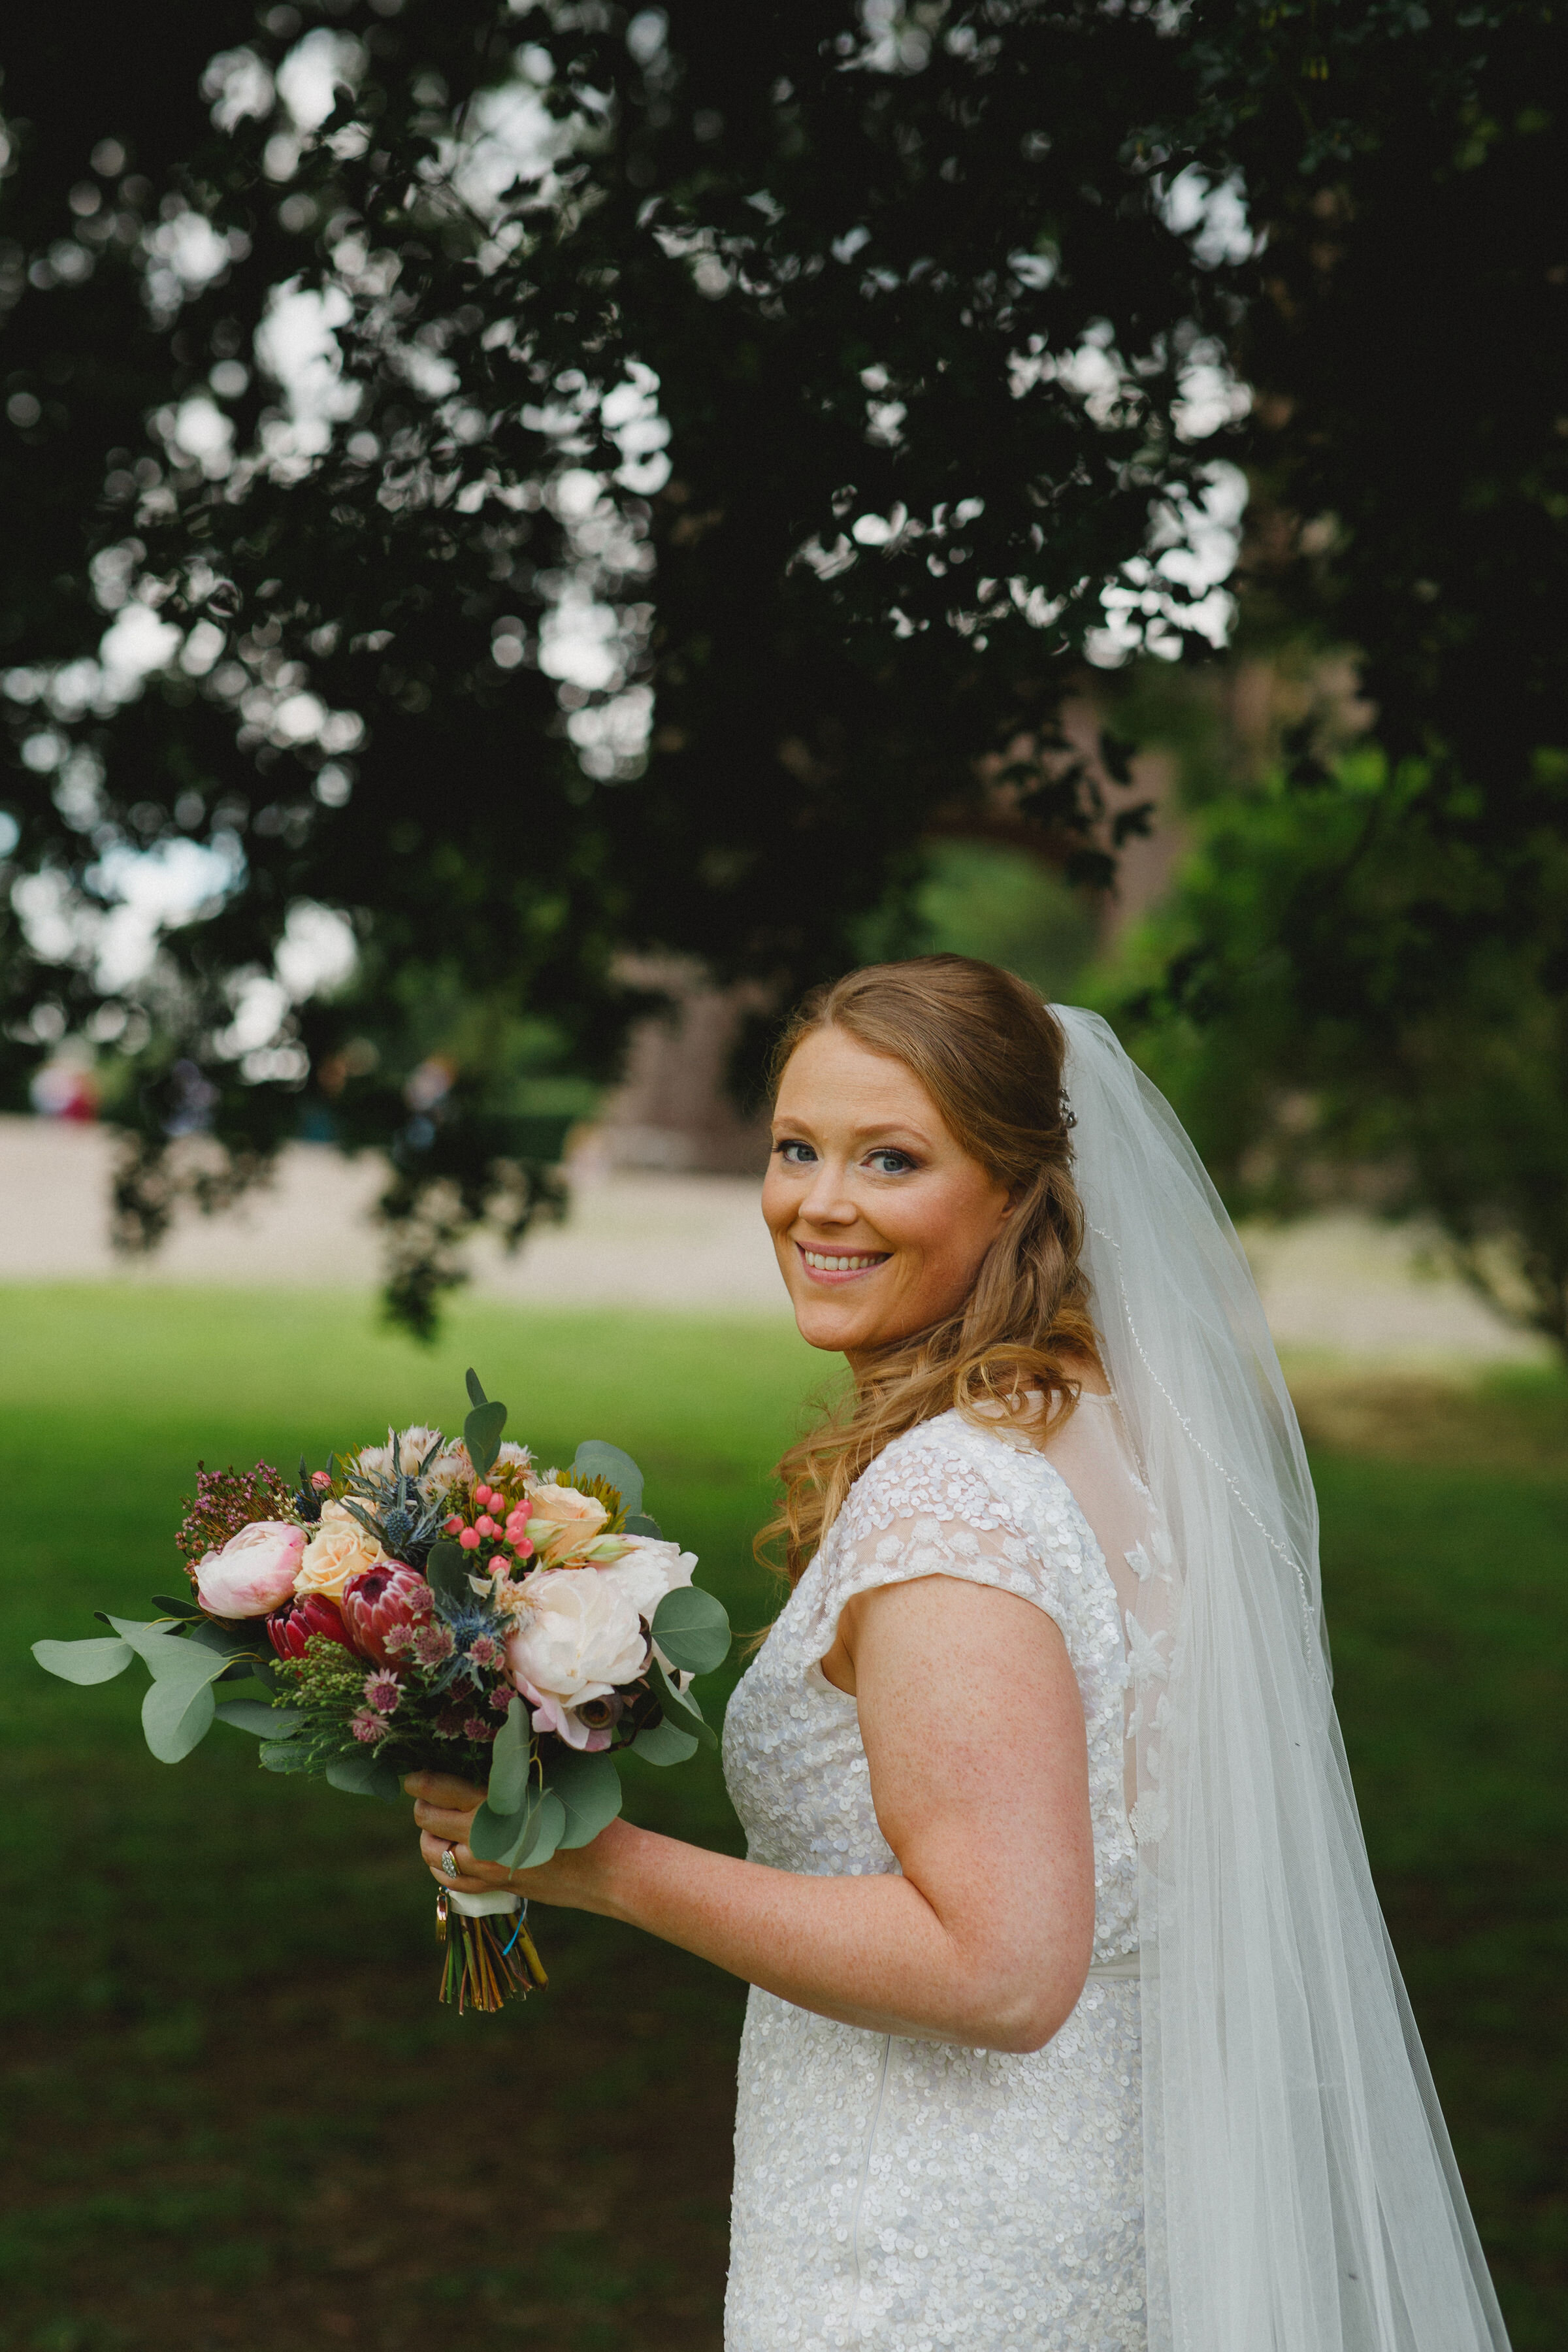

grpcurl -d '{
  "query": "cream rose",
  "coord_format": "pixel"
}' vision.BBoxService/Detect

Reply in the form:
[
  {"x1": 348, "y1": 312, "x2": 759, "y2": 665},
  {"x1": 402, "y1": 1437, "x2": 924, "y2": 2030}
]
[
  {"x1": 294, "y1": 1499, "x2": 391, "y2": 1599},
  {"x1": 195, "y1": 1520, "x2": 307, "y2": 1618},
  {"x1": 526, "y1": 1483, "x2": 611, "y2": 1565},
  {"x1": 596, "y1": 1536, "x2": 698, "y2": 1642},
  {"x1": 506, "y1": 1566, "x2": 648, "y2": 1748}
]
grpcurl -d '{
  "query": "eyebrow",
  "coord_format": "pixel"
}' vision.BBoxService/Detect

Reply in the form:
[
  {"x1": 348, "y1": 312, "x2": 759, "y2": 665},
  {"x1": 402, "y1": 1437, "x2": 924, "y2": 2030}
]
[{"x1": 770, "y1": 1115, "x2": 939, "y2": 1150}]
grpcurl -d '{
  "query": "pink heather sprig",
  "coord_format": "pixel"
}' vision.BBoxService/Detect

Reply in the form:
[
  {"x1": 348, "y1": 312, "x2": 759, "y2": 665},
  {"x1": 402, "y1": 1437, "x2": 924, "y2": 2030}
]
[{"x1": 175, "y1": 1460, "x2": 295, "y2": 1574}]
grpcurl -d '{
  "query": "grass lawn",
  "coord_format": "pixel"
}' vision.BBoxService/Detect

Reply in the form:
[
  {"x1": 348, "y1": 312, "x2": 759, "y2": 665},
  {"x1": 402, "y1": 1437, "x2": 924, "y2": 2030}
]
[{"x1": 0, "y1": 1286, "x2": 1560, "y2": 2351}]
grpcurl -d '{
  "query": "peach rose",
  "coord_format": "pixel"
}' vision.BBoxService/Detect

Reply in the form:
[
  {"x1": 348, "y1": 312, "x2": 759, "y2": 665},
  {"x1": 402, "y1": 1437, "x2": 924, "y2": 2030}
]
[
  {"x1": 526, "y1": 1483, "x2": 612, "y2": 1565},
  {"x1": 294, "y1": 1499, "x2": 391, "y2": 1599}
]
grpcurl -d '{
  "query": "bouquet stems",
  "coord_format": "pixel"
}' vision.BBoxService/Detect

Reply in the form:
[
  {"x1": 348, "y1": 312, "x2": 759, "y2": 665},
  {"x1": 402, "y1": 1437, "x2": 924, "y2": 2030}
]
[{"x1": 436, "y1": 1887, "x2": 548, "y2": 2014}]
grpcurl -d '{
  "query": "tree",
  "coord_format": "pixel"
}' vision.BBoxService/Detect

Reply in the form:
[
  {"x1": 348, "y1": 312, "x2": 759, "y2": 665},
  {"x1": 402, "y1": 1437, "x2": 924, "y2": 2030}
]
[
  {"x1": 1113, "y1": 1, "x2": 1568, "y2": 1356},
  {"x1": 1, "y1": 2, "x2": 1230, "y2": 1328}
]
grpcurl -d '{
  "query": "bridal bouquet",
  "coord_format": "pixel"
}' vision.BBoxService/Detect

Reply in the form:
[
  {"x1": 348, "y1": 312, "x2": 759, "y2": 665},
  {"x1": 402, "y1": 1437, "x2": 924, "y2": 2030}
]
[{"x1": 33, "y1": 1371, "x2": 730, "y2": 2012}]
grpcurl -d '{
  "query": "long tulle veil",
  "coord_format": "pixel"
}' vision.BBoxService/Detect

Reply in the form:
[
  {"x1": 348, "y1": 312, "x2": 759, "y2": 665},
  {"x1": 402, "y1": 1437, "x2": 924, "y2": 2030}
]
[{"x1": 1054, "y1": 1007, "x2": 1510, "y2": 2352}]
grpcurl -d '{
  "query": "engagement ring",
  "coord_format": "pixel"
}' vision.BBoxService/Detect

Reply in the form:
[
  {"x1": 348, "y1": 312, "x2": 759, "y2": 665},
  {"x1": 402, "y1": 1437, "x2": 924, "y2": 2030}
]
[{"x1": 441, "y1": 1842, "x2": 459, "y2": 1879}]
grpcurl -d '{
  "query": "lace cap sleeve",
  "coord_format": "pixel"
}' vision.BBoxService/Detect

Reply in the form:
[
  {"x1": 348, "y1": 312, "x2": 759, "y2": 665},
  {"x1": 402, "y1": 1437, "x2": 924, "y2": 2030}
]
[{"x1": 802, "y1": 1411, "x2": 1081, "y2": 1667}]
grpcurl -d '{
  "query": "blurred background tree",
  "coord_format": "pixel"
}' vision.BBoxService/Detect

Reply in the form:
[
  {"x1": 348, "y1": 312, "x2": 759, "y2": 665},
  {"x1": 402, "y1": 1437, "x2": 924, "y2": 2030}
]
[
  {"x1": 1105, "y1": 0, "x2": 1568, "y2": 1355},
  {"x1": 0, "y1": 0, "x2": 1230, "y2": 1327},
  {"x1": 2, "y1": 1, "x2": 1563, "y2": 1343}
]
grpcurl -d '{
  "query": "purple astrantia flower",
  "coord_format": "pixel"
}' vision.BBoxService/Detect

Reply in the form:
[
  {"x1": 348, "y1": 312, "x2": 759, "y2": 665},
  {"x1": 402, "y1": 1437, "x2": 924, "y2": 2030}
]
[
  {"x1": 363, "y1": 1669, "x2": 402, "y2": 1716},
  {"x1": 467, "y1": 1633, "x2": 504, "y2": 1671},
  {"x1": 350, "y1": 1708, "x2": 391, "y2": 1744},
  {"x1": 412, "y1": 1622, "x2": 456, "y2": 1668}
]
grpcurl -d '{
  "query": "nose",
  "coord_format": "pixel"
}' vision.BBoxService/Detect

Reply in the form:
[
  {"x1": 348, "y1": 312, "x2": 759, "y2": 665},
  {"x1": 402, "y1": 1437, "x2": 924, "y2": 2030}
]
[{"x1": 796, "y1": 1156, "x2": 859, "y2": 1228}]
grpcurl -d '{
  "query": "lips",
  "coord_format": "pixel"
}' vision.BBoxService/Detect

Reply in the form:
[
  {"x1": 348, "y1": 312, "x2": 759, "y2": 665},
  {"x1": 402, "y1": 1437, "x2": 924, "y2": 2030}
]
[{"x1": 795, "y1": 1242, "x2": 890, "y2": 1284}]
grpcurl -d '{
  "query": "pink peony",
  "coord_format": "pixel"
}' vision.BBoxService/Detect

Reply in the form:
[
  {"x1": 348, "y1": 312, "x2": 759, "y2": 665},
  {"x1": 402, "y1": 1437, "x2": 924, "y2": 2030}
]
[
  {"x1": 195, "y1": 1520, "x2": 307, "y2": 1619},
  {"x1": 267, "y1": 1590, "x2": 356, "y2": 1660},
  {"x1": 340, "y1": 1563, "x2": 434, "y2": 1667}
]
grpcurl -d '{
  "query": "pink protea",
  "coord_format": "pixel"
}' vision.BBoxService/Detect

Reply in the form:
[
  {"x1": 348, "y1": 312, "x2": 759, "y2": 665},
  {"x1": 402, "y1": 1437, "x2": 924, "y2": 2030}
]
[
  {"x1": 267, "y1": 1592, "x2": 355, "y2": 1661},
  {"x1": 339, "y1": 1563, "x2": 434, "y2": 1667}
]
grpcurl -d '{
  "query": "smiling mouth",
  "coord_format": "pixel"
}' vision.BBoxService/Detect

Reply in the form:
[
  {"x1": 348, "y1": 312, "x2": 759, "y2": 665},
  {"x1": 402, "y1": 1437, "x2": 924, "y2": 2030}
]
[{"x1": 796, "y1": 1244, "x2": 890, "y2": 1281}]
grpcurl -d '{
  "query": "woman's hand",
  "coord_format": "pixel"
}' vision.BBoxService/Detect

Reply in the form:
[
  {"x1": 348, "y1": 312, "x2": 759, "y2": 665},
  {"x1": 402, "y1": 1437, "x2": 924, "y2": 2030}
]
[
  {"x1": 408, "y1": 1771, "x2": 502, "y2": 1895},
  {"x1": 406, "y1": 1770, "x2": 632, "y2": 1910}
]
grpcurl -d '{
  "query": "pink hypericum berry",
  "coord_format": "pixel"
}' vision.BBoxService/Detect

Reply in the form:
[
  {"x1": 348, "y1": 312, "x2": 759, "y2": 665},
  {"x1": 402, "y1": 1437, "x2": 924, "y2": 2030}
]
[
  {"x1": 514, "y1": 1537, "x2": 534, "y2": 1561},
  {"x1": 444, "y1": 1514, "x2": 463, "y2": 1536},
  {"x1": 474, "y1": 1484, "x2": 495, "y2": 1508},
  {"x1": 475, "y1": 1514, "x2": 498, "y2": 1539},
  {"x1": 458, "y1": 1526, "x2": 481, "y2": 1551},
  {"x1": 311, "y1": 1471, "x2": 333, "y2": 1492}
]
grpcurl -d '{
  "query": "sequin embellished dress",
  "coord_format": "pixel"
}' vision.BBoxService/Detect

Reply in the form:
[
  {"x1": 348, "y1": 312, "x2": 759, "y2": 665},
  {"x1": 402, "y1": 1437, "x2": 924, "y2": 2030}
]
[{"x1": 721, "y1": 1406, "x2": 1146, "y2": 2351}]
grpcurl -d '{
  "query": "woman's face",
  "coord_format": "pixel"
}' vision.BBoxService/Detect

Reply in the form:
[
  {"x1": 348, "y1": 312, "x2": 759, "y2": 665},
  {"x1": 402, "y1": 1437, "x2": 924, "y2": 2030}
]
[{"x1": 763, "y1": 1026, "x2": 1015, "y2": 1367}]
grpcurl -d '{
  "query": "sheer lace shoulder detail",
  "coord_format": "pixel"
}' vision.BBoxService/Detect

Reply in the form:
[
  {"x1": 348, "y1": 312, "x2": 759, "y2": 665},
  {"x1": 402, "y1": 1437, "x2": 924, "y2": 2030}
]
[{"x1": 800, "y1": 1410, "x2": 1092, "y2": 1669}]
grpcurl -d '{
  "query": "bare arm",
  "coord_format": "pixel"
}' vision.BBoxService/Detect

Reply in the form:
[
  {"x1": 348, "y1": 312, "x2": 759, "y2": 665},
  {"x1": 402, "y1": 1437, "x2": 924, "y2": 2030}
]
[{"x1": 411, "y1": 1575, "x2": 1096, "y2": 2053}]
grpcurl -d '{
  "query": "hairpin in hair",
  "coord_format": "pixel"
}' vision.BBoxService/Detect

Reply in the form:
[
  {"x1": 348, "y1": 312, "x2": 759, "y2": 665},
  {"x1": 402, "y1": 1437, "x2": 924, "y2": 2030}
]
[{"x1": 1060, "y1": 1092, "x2": 1078, "y2": 1130}]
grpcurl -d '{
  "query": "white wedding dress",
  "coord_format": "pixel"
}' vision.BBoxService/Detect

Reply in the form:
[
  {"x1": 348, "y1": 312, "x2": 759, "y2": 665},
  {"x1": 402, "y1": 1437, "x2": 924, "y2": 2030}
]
[{"x1": 722, "y1": 1396, "x2": 1158, "y2": 2352}]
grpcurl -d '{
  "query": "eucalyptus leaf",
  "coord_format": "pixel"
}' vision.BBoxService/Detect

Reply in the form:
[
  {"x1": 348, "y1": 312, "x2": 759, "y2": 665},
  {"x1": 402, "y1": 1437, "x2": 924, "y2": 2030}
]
[
  {"x1": 485, "y1": 1695, "x2": 531, "y2": 1816},
  {"x1": 142, "y1": 1672, "x2": 220, "y2": 1763},
  {"x1": 571, "y1": 1440, "x2": 643, "y2": 1518},
  {"x1": 464, "y1": 1398, "x2": 508, "y2": 1476},
  {"x1": 630, "y1": 1716, "x2": 700, "y2": 1767},
  {"x1": 650, "y1": 1584, "x2": 731, "y2": 1675},
  {"x1": 623, "y1": 1512, "x2": 662, "y2": 1540},
  {"x1": 469, "y1": 1794, "x2": 529, "y2": 1863},
  {"x1": 465, "y1": 1366, "x2": 489, "y2": 1408},
  {"x1": 259, "y1": 1739, "x2": 314, "y2": 1774},
  {"x1": 545, "y1": 1746, "x2": 623, "y2": 1848},
  {"x1": 326, "y1": 1753, "x2": 402, "y2": 1801},
  {"x1": 31, "y1": 1635, "x2": 135, "y2": 1686},
  {"x1": 139, "y1": 1631, "x2": 230, "y2": 1689},
  {"x1": 215, "y1": 1699, "x2": 304, "y2": 1737},
  {"x1": 150, "y1": 1592, "x2": 204, "y2": 1620},
  {"x1": 471, "y1": 1787, "x2": 566, "y2": 1869},
  {"x1": 103, "y1": 1613, "x2": 188, "y2": 1663},
  {"x1": 510, "y1": 1791, "x2": 566, "y2": 1870},
  {"x1": 187, "y1": 1618, "x2": 272, "y2": 1664},
  {"x1": 651, "y1": 1657, "x2": 717, "y2": 1749},
  {"x1": 424, "y1": 1542, "x2": 472, "y2": 1614}
]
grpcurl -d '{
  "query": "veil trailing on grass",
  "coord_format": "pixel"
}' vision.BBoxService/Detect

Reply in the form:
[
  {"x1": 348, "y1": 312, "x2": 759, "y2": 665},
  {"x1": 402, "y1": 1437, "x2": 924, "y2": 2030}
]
[{"x1": 1054, "y1": 1007, "x2": 1510, "y2": 2352}]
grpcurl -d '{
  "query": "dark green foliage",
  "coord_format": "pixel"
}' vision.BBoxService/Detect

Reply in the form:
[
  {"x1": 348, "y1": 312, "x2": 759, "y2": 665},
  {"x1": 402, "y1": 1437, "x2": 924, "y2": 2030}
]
[
  {"x1": 1126, "y1": 3, "x2": 1568, "y2": 1342},
  {"x1": 0, "y1": 3, "x2": 1226, "y2": 1326},
  {"x1": 1112, "y1": 743, "x2": 1568, "y2": 1350}
]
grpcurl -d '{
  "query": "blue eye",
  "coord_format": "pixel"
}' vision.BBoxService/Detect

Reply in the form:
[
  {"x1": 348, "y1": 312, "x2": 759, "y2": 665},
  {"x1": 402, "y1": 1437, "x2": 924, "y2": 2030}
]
[
  {"x1": 776, "y1": 1139, "x2": 817, "y2": 1165},
  {"x1": 867, "y1": 1148, "x2": 915, "y2": 1175}
]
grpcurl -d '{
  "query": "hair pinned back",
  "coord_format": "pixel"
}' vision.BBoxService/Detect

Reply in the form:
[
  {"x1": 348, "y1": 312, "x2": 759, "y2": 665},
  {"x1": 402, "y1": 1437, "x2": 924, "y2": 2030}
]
[{"x1": 759, "y1": 955, "x2": 1100, "y2": 1586}]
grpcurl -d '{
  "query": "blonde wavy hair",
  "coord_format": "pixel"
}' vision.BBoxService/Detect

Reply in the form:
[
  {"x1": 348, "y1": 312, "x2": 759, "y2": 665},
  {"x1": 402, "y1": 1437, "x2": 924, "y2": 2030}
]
[{"x1": 759, "y1": 955, "x2": 1101, "y2": 1588}]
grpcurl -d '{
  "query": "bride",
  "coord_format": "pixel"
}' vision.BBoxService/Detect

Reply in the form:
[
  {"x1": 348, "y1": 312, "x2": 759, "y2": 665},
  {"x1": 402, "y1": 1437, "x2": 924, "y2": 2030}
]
[{"x1": 408, "y1": 955, "x2": 1511, "y2": 2352}]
